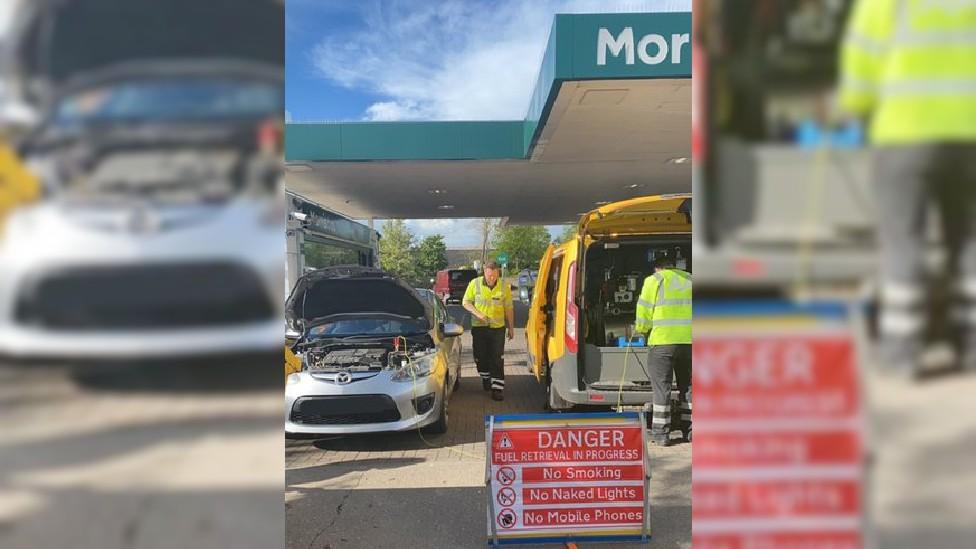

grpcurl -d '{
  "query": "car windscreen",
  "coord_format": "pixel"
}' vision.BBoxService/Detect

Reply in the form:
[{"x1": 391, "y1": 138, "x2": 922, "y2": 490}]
[
  {"x1": 298, "y1": 278, "x2": 428, "y2": 326},
  {"x1": 308, "y1": 317, "x2": 428, "y2": 338},
  {"x1": 52, "y1": 79, "x2": 281, "y2": 127}
]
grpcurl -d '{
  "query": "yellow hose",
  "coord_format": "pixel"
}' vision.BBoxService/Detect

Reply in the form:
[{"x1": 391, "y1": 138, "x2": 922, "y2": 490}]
[{"x1": 794, "y1": 142, "x2": 830, "y2": 300}]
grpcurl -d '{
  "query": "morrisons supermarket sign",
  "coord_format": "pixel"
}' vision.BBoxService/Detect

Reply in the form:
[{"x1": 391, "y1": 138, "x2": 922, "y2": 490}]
[
  {"x1": 554, "y1": 12, "x2": 691, "y2": 79},
  {"x1": 597, "y1": 27, "x2": 690, "y2": 67}
]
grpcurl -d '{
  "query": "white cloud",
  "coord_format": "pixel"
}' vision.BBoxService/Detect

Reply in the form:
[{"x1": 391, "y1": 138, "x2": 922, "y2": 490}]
[
  {"x1": 310, "y1": 0, "x2": 690, "y2": 121},
  {"x1": 365, "y1": 100, "x2": 430, "y2": 121}
]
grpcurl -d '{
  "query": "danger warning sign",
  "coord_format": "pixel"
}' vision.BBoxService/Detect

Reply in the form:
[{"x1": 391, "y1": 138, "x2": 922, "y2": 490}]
[
  {"x1": 692, "y1": 302, "x2": 866, "y2": 548},
  {"x1": 485, "y1": 412, "x2": 649, "y2": 545}
]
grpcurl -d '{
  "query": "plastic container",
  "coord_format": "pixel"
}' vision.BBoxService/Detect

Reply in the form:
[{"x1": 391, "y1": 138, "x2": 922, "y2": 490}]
[{"x1": 617, "y1": 335, "x2": 646, "y2": 347}]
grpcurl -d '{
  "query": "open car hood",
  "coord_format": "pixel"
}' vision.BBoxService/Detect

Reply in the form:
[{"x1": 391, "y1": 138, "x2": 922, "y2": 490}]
[
  {"x1": 6, "y1": 0, "x2": 283, "y2": 106},
  {"x1": 285, "y1": 267, "x2": 432, "y2": 329},
  {"x1": 577, "y1": 194, "x2": 692, "y2": 239}
]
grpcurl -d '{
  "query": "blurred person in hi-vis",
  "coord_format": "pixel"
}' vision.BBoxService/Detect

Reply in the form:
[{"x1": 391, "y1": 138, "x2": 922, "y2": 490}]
[{"x1": 840, "y1": 0, "x2": 976, "y2": 379}]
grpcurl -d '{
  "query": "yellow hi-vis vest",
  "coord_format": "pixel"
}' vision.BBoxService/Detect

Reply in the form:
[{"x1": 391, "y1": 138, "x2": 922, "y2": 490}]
[
  {"x1": 463, "y1": 276, "x2": 512, "y2": 329},
  {"x1": 635, "y1": 269, "x2": 692, "y2": 345},
  {"x1": 839, "y1": 0, "x2": 976, "y2": 144}
]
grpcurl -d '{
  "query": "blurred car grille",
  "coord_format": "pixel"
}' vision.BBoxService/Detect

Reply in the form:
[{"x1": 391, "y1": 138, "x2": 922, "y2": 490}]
[
  {"x1": 14, "y1": 262, "x2": 274, "y2": 330},
  {"x1": 290, "y1": 395, "x2": 401, "y2": 425}
]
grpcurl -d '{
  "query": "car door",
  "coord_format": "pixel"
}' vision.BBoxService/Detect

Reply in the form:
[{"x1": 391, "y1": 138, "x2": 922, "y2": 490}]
[{"x1": 526, "y1": 243, "x2": 556, "y2": 381}]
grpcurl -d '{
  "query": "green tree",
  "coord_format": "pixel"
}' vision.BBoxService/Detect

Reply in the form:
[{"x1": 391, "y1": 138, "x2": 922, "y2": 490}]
[
  {"x1": 378, "y1": 220, "x2": 416, "y2": 281},
  {"x1": 556, "y1": 225, "x2": 577, "y2": 244},
  {"x1": 493, "y1": 225, "x2": 552, "y2": 272},
  {"x1": 415, "y1": 234, "x2": 448, "y2": 286},
  {"x1": 471, "y1": 218, "x2": 502, "y2": 266}
]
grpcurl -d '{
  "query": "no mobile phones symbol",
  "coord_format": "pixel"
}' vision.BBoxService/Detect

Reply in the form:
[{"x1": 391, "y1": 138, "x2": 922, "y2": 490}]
[
  {"x1": 496, "y1": 466, "x2": 515, "y2": 486},
  {"x1": 496, "y1": 487, "x2": 516, "y2": 506},
  {"x1": 497, "y1": 508, "x2": 517, "y2": 529}
]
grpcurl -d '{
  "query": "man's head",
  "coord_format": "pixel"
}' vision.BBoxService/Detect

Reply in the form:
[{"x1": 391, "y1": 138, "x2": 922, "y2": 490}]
[
  {"x1": 484, "y1": 261, "x2": 501, "y2": 285},
  {"x1": 653, "y1": 255, "x2": 675, "y2": 272}
]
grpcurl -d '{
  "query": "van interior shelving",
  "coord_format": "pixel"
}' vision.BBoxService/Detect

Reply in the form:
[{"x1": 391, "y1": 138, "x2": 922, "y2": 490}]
[{"x1": 579, "y1": 237, "x2": 691, "y2": 391}]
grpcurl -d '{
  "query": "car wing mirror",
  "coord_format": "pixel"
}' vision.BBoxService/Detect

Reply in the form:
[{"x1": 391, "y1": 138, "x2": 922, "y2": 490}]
[{"x1": 285, "y1": 319, "x2": 304, "y2": 342}]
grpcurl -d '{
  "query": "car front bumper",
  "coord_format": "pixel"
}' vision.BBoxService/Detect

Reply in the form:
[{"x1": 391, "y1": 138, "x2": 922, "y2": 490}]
[{"x1": 285, "y1": 369, "x2": 445, "y2": 435}]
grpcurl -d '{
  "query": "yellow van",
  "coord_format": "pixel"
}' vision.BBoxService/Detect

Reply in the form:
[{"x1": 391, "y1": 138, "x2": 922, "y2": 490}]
[{"x1": 525, "y1": 194, "x2": 691, "y2": 410}]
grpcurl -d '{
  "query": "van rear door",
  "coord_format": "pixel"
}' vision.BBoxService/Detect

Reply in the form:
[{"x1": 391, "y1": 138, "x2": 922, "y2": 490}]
[
  {"x1": 574, "y1": 195, "x2": 692, "y2": 395},
  {"x1": 576, "y1": 195, "x2": 691, "y2": 239},
  {"x1": 526, "y1": 243, "x2": 556, "y2": 381}
]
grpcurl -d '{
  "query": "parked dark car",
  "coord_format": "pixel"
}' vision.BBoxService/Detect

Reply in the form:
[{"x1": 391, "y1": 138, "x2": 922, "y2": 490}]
[{"x1": 516, "y1": 269, "x2": 538, "y2": 303}]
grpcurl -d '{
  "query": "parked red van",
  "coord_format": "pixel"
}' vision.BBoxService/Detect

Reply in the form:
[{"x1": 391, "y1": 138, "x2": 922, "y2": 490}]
[{"x1": 433, "y1": 268, "x2": 478, "y2": 304}]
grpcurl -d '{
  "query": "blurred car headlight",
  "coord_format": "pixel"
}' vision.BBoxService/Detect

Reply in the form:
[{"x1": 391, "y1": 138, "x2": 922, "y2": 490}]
[{"x1": 286, "y1": 373, "x2": 302, "y2": 385}]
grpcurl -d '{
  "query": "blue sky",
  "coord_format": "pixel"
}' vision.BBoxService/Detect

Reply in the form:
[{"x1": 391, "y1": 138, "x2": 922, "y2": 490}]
[{"x1": 286, "y1": 0, "x2": 690, "y2": 246}]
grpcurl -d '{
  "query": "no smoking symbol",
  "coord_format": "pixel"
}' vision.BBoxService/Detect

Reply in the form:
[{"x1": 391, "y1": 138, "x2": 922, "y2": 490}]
[
  {"x1": 496, "y1": 467, "x2": 515, "y2": 486},
  {"x1": 496, "y1": 487, "x2": 516, "y2": 506},
  {"x1": 497, "y1": 508, "x2": 517, "y2": 529}
]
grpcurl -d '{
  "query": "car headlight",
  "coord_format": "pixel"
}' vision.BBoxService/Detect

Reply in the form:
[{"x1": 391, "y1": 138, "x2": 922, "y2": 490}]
[
  {"x1": 286, "y1": 372, "x2": 302, "y2": 385},
  {"x1": 391, "y1": 354, "x2": 435, "y2": 382}
]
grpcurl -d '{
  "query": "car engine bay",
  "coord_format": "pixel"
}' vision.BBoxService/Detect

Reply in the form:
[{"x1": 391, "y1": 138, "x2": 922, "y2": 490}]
[{"x1": 300, "y1": 336, "x2": 435, "y2": 373}]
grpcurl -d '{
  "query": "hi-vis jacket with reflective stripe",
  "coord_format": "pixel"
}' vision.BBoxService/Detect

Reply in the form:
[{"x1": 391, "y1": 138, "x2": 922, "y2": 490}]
[
  {"x1": 635, "y1": 269, "x2": 692, "y2": 345},
  {"x1": 463, "y1": 276, "x2": 513, "y2": 329},
  {"x1": 840, "y1": 0, "x2": 976, "y2": 144}
]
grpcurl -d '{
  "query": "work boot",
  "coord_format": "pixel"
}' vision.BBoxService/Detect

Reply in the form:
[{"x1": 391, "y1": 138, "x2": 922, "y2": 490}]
[
  {"x1": 491, "y1": 389, "x2": 504, "y2": 402},
  {"x1": 682, "y1": 430, "x2": 692, "y2": 443},
  {"x1": 878, "y1": 335, "x2": 923, "y2": 380}
]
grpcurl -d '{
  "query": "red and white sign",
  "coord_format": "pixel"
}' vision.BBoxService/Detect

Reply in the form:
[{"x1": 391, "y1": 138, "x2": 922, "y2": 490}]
[
  {"x1": 694, "y1": 337, "x2": 859, "y2": 420},
  {"x1": 692, "y1": 322, "x2": 866, "y2": 548},
  {"x1": 486, "y1": 414, "x2": 649, "y2": 543}
]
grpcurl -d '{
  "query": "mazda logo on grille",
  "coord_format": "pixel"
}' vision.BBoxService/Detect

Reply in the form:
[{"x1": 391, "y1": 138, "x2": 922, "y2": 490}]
[
  {"x1": 127, "y1": 206, "x2": 162, "y2": 233},
  {"x1": 335, "y1": 372, "x2": 353, "y2": 385}
]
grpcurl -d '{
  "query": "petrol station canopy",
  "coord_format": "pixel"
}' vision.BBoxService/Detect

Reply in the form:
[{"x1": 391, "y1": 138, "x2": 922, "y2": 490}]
[{"x1": 285, "y1": 12, "x2": 692, "y2": 225}]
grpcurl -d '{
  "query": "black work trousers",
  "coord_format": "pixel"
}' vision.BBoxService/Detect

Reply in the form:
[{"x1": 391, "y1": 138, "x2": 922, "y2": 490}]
[
  {"x1": 647, "y1": 344, "x2": 692, "y2": 440},
  {"x1": 472, "y1": 326, "x2": 506, "y2": 391}
]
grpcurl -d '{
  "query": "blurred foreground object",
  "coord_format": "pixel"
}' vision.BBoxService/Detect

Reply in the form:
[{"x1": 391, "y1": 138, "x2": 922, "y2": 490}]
[
  {"x1": 0, "y1": 143, "x2": 39, "y2": 234},
  {"x1": 695, "y1": 1, "x2": 976, "y2": 548},
  {"x1": 0, "y1": 1, "x2": 284, "y2": 548},
  {"x1": 692, "y1": 301, "x2": 867, "y2": 548},
  {"x1": 0, "y1": 0, "x2": 285, "y2": 359},
  {"x1": 839, "y1": 0, "x2": 976, "y2": 378}
]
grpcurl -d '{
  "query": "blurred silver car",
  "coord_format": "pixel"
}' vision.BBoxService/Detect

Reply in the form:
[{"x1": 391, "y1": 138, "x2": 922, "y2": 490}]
[
  {"x1": 285, "y1": 267, "x2": 464, "y2": 436},
  {"x1": 0, "y1": 0, "x2": 285, "y2": 358}
]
